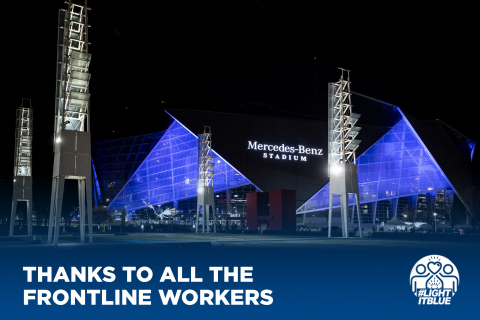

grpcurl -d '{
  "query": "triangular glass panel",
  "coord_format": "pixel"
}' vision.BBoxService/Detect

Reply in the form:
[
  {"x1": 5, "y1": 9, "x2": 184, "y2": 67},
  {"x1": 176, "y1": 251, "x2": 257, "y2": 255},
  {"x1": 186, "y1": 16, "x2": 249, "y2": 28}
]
[
  {"x1": 109, "y1": 119, "x2": 255, "y2": 211},
  {"x1": 297, "y1": 118, "x2": 453, "y2": 214}
]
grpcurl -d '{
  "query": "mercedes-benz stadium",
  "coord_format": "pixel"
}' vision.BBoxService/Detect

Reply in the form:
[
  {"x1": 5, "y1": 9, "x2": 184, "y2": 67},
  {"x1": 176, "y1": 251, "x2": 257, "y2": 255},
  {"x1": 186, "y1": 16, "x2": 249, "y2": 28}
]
[{"x1": 91, "y1": 93, "x2": 475, "y2": 227}]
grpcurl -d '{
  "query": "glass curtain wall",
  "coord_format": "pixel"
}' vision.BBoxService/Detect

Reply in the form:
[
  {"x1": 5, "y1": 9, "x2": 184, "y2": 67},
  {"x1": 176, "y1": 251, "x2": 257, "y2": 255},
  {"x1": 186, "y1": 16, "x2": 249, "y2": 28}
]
[
  {"x1": 92, "y1": 131, "x2": 165, "y2": 205},
  {"x1": 297, "y1": 117, "x2": 452, "y2": 214},
  {"x1": 109, "y1": 120, "x2": 256, "y2": 212}
]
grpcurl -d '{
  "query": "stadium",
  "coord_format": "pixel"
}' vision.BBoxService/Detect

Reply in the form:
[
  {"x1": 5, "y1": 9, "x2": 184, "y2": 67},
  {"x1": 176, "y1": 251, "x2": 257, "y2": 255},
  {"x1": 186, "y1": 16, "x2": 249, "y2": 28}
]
[{"x1": 91, "y1": 93, "x2": 476, "y2": 229}]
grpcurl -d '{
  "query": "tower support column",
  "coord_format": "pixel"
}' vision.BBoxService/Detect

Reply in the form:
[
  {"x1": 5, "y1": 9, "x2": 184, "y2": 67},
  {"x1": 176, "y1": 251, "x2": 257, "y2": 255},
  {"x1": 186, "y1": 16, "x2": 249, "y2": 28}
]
[
  {"x1": 329, "y1": 163, "x2": 362, "y2": 238},
  {"x1": 52, "y1": 176, "x2": 65, "y2": 246},
  {"x1": 327, "y1": 69, "x2": 362, "y2": 239},
  {"x1": 227, "y1": 189, "x2": 232, "y2": 214},
  {"x1": 49, "y1": 130, "x2": 93, "y2": 245},
  {"x1": 86, "y1": 176, "x2": 94, "y2": 244},
  {"x1": 11, "y1": 99, "x2": 33, "y2": 237},
  {"x1": 197, "y1": 126, "x2": 215, "y2": 233},
  {"x1": 26, "y1": 199, "x2": 32, "y2": 236},
  {"x1": 9, "y1": 200, "x2": 17, "y2": 237},
  {"x1": 79, "y1": 179, "x2": 86, "y2": 243},
  {"x1": 392, "y1": 198, "x2": 398, "y2": 217},
  {"x1": 355, "y1": 194, "x2": 362, "y2": 237},
  {"x1": 340, "y1": 194, "x2": 348, "y2": 238},
  {"x1": 10, "y1": 179, "x2": 33, "y2": 237},
  {"x1": 49, "y1": 1, "x2": 92, "y2": 246},
  {"x1": 196, "y1": 205, "x2": 200, "y2": 233},
  {"x1": 328, "y1": 193, "x2": 333, "y2": 237}
]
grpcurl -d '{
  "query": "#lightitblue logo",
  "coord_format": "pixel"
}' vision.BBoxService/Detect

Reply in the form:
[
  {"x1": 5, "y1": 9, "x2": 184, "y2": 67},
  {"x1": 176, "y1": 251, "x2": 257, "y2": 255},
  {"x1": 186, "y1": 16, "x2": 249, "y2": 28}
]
[{"x1": 410, "y1": 255, "x2": 459, "y2": 305}]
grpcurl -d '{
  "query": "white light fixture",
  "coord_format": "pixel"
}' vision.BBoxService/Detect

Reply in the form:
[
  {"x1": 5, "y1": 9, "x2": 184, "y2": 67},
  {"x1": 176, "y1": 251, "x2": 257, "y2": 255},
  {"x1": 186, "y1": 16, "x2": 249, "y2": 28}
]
[
  {"x1": 56, "y1": 137, "x2": 61, "y2": 143},
  {"x1": 330, "y1": 165, "x2": 342, "y2": 175}
]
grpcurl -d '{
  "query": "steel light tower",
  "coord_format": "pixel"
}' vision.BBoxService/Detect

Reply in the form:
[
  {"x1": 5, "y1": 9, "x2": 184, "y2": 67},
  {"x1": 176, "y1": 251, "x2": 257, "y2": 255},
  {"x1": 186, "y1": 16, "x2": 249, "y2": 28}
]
[
  {"x1": 327, "y1": 68, "x2": 362, "y2": 238},
  {"x1": 48, "y1": 1, "x2": 93, "y2": 245},
  {"x1": 10, "y1": 99, "x2": 34, "y2": 237},
  {"x1": 196, "y1": 126, "x2": 216, "y2": 233}
]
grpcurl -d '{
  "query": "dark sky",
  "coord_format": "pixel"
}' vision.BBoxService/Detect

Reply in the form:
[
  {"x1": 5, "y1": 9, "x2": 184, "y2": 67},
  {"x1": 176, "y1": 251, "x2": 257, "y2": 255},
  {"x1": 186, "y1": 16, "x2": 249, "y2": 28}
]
[{"x1": 1, "y1": 1, "x2": 476, "y2": 207}]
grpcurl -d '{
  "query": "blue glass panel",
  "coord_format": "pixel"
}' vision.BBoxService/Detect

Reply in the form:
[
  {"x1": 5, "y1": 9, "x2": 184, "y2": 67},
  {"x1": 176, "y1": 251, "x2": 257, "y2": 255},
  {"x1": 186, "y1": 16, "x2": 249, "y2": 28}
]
[
  {"x1": 297, "y1": 117, "x2": 452, "y2": 213},
  {"x1": 91, "y1": 130, "x2": 166, "y2": 204},
  {"x1": 91, "y1": 158, "x2": 101, "y2": 206},
  {"x1": 109, "y1": 119, "x2": 257, "y2": 211}
]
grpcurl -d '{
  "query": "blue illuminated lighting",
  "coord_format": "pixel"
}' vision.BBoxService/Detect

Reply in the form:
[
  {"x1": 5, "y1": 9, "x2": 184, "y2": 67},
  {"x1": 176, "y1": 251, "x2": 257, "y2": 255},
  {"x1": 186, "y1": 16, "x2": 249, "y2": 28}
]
[
  {"x1": 165, "y1": 110, "x2": 262, "y2": 192},
  {"x1": 108, "y1": 118, "x2": 258, "y2": 211},
  {"x1": 91, "y1": 158, "x2": 101, "y2": 207},
  {"x1": 92, "y1": 131, "x2": 166, "y2": 205},
  {"x1": 467, "y1": 140, "x2": 476, "y2": 161},
  {"x1": 297, "y1": 116, "x2": 453, "y2": 214}
]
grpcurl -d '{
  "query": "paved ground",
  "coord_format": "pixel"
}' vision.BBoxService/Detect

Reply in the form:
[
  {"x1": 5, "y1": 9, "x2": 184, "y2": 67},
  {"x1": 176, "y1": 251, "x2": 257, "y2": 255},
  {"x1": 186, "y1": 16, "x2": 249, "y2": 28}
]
[{"x1": 2, "y1": 232, "x2": 480, "y2": 250}]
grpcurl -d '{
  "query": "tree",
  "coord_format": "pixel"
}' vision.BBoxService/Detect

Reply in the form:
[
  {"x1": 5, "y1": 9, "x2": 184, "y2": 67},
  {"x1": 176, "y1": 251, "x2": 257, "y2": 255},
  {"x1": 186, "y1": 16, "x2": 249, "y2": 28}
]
[
  {"x1": 91, "y1": 206, "x2": 114, "y2": 225},
  {"x1": 147, "y1": 209, "x2": 158, "y2": 222},
  {"x1": 136, "y1": 208, "x2": 147, "y2": 222}
]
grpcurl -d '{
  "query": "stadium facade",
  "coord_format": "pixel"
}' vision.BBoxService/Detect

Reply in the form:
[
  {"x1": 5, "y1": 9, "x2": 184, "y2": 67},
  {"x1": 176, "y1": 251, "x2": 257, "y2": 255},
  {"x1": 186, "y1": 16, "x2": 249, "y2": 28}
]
[{"x1": 91, "y1": 94, "x2": 476, "y2": 225}]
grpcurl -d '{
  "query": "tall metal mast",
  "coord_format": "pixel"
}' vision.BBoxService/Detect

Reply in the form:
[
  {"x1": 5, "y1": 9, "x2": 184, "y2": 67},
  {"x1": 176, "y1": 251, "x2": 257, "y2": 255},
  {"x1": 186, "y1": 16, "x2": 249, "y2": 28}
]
[
  {"x1": 53, "y1": 1, "x2": 91, "y2": 135},
  {"x1": 196, "y1": 126, "x2": 216, "y2": 233},
  {"x1": 10, "y1": 99, "x2": 33, "y2": 237},
  {"x1": 49, "y1": 0, "x2": 93, "y2": 245},
  {"x1": 328, "y1": 68, "x2": 361, "y2": 170},
  {"x1": 327, "y1": 69, "x2": 362, "y2": 238}
]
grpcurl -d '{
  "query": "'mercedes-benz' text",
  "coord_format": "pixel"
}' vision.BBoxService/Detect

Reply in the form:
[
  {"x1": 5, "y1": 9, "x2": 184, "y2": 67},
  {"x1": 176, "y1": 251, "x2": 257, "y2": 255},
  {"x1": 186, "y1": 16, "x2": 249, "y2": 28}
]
[{"x1": 247, "y1": 141, "x2": 323, "y2": 162}]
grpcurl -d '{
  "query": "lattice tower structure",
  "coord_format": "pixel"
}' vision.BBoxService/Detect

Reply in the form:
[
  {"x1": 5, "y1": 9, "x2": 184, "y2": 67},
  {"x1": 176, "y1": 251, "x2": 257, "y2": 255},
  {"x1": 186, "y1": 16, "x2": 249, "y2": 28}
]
[
  {"x1": 10, "y1": 99, "x2": 34, "y2": 237},
  {"x1": 198, "y1": 126, "x2": 214, "y2": 188},
  {"x1": 54, "y1": 1, "x2": 91, "y2": 136},
  {"x1": 48, "y1": 1, "x2": 93, "y2": 246},
  {"x1": 14, "y1": 100, "x2": 33, "y2": 177},
  {"x1": 328, "y1": 68, "x2": 362, "y2": 238},
  {"x1": 328, "y1": 68, "x2": 361, "y2": 175},
  {"x1": 196, "y1": 126, "x2": 216, "y2": 233}
]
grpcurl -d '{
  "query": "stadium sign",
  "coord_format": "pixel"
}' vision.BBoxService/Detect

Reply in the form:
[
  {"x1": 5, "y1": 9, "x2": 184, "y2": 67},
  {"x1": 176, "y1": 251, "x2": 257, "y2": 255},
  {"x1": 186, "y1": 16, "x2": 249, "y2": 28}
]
[{"x1": 247, "y1": 141, "x2": 323, "y2": 162}]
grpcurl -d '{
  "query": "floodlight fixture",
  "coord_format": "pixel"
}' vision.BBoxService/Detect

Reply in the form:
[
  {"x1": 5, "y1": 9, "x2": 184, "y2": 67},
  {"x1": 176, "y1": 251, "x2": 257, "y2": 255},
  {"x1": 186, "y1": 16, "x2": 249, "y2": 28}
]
[
  {"x1": 327, "y1": 69, "x2": 362, "y2": 239},
  {"x1": 49, "y1": 1, "x2": 94, "y2": 246},
  {"x1": 330, "y1": 164, "x2": 343, "y2": 176},
  {"x1": 10, "y1": 98, "x2": 34, "y2": 237},
  {"x1": 54, "y1": 1, "x2": 92, "y2": 135},
  {"x1": 196, "y1": 126, "x2": 216, "y2": 233}
]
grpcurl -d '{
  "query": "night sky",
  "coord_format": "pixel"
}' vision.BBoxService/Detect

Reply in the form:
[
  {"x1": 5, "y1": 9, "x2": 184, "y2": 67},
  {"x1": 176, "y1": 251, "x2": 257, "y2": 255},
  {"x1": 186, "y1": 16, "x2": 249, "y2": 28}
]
[{"x1": 1, "y1": 1, "x2": 475, "y2": 209}]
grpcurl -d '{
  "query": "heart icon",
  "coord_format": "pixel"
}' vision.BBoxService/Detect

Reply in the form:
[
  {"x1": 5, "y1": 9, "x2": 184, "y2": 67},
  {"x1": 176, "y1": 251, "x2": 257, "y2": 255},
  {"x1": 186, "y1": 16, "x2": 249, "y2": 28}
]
[{"x1": 427, "y1": 262, "x2": 442, "y2": 274}]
